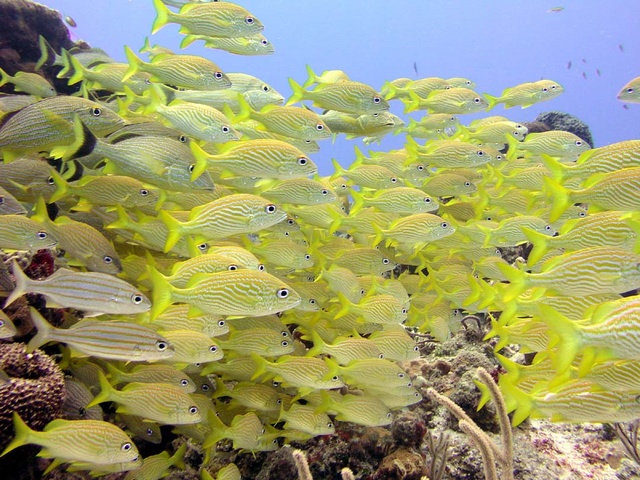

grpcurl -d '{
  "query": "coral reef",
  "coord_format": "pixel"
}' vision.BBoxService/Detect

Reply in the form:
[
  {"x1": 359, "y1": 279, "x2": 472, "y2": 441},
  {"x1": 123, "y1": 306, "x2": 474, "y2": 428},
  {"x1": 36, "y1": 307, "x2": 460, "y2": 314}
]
[{"x1": 0, "y1": 0, "x2": 76, "y2": 94}]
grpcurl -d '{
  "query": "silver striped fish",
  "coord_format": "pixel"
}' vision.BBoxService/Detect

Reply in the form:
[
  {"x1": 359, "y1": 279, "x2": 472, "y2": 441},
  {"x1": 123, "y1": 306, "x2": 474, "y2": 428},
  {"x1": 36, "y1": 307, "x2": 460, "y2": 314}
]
[
  {"x1": 5, "y1": 261, "x2": 151, "y2": 315},
  {"x1": 27, "y1": 308, "x2": 174, "y2": 362},
  {"x1": 0, "y1": 215, "x2": 57, "y2": 251}
]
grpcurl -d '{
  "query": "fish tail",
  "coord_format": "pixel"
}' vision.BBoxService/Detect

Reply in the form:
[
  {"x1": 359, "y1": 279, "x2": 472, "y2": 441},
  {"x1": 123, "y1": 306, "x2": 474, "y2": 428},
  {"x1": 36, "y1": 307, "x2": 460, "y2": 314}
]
[
  {"x1": 505, "y1": 135, "x2": 520, "y2": 161},
  {"x1": 496, "y1": 263, "x2": 529, "y2": 302},
  {"x1": 536, "y1": 305, "x2": 581, "y2": 374},
  {"x1": 522, "y1": 227, "x2": 550, "y2": 266},
  {"x1": 334, "y1": 291, "x2": 352, "y2": 319},
  {"x1": 250, "y1": 353, "x2": 269, "y2": 381},
  {"x1": 122, "y1": 45, "x2": 141, "y2": 82},
  {"x1": 330, "y1": 158, "x2": 346, "y2": 181},
  {"x1": 499, "y1": 378, "x2": 533, "y2": 426},
  {"x1": 302, "y1": 65, "x2": 317, "y2": 88},
  {"x1": 203, "y1": 410, "x2": 227, "y2": 449},
  {"x1": 148, "y1": 264, "x2": 175, "y2": 320},
  {"x1": 170, "y1": 443, "x2": 188, "y2": 470},
  {"x1": 286, "y1": 78, "x2": 306, "y2": 106},
  {"x1": 151, "y1": 0, "x2": 171, "y2": 34},
  {"x1": 349, "y1": 188, "x2": 365, "y2": 216},
  {"x1": 140, "y1": 36, "x2": 152, "y2": 54},
  {"x1": 473, "y1": 377, "x2": 493, "y2": 410},
  {"x1": 0, "y1": 67, "x2": 11, "y2": 88},
  {"x1": 179, "y1": 35, "x2": 198, "y2": 49},
  {"x1": 543, "y1": 177, "x2": 571, "y2": 222},
  {"x1": 234, "y1": 95, "x2": 253, "y2": 123},
  {"x1": 188, "y1": 141, "x2": 210, "y2": 181},
  {"x1": 105, "y1": 363, "x2": 124, "y2": 385},
  {"x1": 404, "y1": 91, "x2": 421, "y2": 113},
  {"x1": 3, "y1": 261, "x2": 30, "y2": 310},
  {"x1": 305, "y1": 330, "x2": 326, "y2": 357},
  {"x1": 540, "y1": 153, "x2": 567, "y2": 182},
  {"x1": 86, "y1": 371, "x2": 116, "y2": 408},
  {"x1": 50, "y1": 114, "x2": 98, "y2": 161},
  {"x1": 66, "y1": 52, "x2": 86, "y2": 86},
  {"x1": 327, "y1": 208, "x2": 344, "y2": 235},
  {"x1": 484, "y1": 317, "x2": 509, "y2": 350},
  {"x1": 141, "y1": 84, "x2": 163, "y2": 115},
  {"x1": 35, "y1": 35, "x2": 53, "y2": 71},
  {"x1": 484, "y1": 93, "x2": 499, "y2": 111},
  {"x1": 26, "y1": 307, "x2": 53, "y2": 353},
  {"x1": 382, "y1": 81, "x2": 399, "y2": 101},
  {"x1": 1, "y1": 413, "x2": 36, "y2": 456},
  {"x1": 371, "y1": 222, "x2": 385, "y2": 248},
  {"x1": 158, "y1": 210, "x2": 185, "y2": 253}
]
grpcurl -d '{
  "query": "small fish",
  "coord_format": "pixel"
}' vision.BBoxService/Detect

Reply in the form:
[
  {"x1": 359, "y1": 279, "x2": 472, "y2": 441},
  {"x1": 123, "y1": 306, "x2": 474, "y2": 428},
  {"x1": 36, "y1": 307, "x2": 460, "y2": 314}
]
[
  {"x1": 64, "y1": 15, "x2": 77, "y2": 28},
  {"x1": 582, "y1": 72, "x2": 587, "y2": 80},
  {"x1": 326, "y1": 357, "x2": 413, "y2": 392},
  {"x1": 159, "y1": 329, "x2": 223, "y2": 364},
  {"x1": 152, "y1": 0, "x2": 264, "y2": 38},
  {"x1": 279, "y1": 403, "x2": 334, "y2": 436},
  {"x1": 288, "y1": 78, "x2": 389, "y2": 115},
  {"x1": 485, "y1": 79, "x2": 564, "y2": 110},
  {"x1": 413, "y1": 61, "x2": 418, "y2": 75},
  {"x1": 567, "y1": 61, "x2": 572, "y2": 70},
  {"x1": 0, "y1": 186, "x2": 27, "y2": 215},
  {"x1": 547, "y1": 6, "x2": 564, "y2": 13},
  {"x1": 159, "y1": 194, "x2": 287, "y2": 252},
  {"x1": 0, "y1": 68, "x2": 56, "y2": 97},
  {"x1": 306, "y1": 330, "x2": 384, "y2": 364},
  {"x1": 596, "y1": 68, "x2": 601, "y2": 77},
  {"x1": 149, "y1": 268, "x2": 301, "y2": 319},
  {"x1": 62, "y1": 378, "x2": 103, "y2": 421},
  {"x1": 182, "y1": 33, "x2": 274, "y2": 56},
  {"x1": 350, "y1": 187, "x2": 437, "y2": 215},
  {"x1": 319, "y1": 390, "x2": 392, "y2": 427},
  {"x1": 204, "y1": 411, "x2": 266, "y2": 451},
  {"x1": 213, "y1": 378, "x2": 281, "y2": 412},
  {"x1": 405, "y1": 87, "x2": 488, "y2": 114},
  {"x1": 617, "y1": 76, "x2": 640, "y2": 103},
  {"x1": 123, "y1": 46, "x2": 231, "y2": 91},
  {"x1": 6, "y1": 261, "x2": 151, "y2": 315},
  {"x1": 0, "y1": 215, "x2": 57, "y2": 252},
  {"x1": 123, "y1": 444, "x2": 187, "y2": 480},
  {"x1": 106, "y1": 363, "x2": 197, "y2": 393},
  {"x1": 619, "y1": 44, "x2": 625, "y2": 52},
  {"x1": 27, "y1": 308, "x2": 174, "y2": 361},
  {"x1": 89, "y1": 372, "x2": 202, "y2": 425},
  {"x1": 335, "y1": 292, "x2": 407, "y2": 325}
]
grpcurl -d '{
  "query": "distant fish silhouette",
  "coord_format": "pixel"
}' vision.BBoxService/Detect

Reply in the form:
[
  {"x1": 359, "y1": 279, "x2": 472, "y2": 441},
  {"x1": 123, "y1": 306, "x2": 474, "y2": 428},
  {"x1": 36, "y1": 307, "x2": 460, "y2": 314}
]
[
  {"x1": 64, "y1": 15, "x2": 77, "y2": 28},
  {"x1": 567, "y1": 61, "x2": 572, "y2": 70},
  {"x1": 547, "y1": 7, "x2": 564, "y2": 13},
  {"x1": 582, "y1": 72, "x2": 587, "y2": 80},
  {"x1": 596, "y1": 69, "x2": 601, "y2": 77},
  {"x1": 619, "y1": 44, "x2": 625, "y2": 53},
  {"x1": 413, "y1": 62, "x2": 418, "y2": 76}
]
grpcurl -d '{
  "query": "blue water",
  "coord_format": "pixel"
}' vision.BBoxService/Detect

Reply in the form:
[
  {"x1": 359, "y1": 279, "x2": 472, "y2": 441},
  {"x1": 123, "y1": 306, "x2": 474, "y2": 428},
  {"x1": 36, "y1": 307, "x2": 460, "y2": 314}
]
[{"x1": 39, "y1": 0, "x2": 640, "y2": 175}]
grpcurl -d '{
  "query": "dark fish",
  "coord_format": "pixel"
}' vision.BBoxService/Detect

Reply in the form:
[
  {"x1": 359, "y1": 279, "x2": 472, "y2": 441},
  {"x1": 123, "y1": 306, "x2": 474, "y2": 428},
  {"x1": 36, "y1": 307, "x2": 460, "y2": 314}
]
[
  {"x1": 596, "y1": 68, "x2": 601, "y2": 77},
  {"x1": 623, "y1": 104, "x2": 630, "y2": 110},
  {"x1": 64, "y1": 15, "x2": 77, "y2": 28},
  {"x1": 582, "y1": 72, "x2": 587, "y2": 80},
  {"x1": 413, "y1": 62, "x2": 418, "y2": 75},
  {"x1": 619, "y1": 44, "x2": 625, "y2": 53},
  {"x1": 582, "y1": 58, "x2": 587, "y2": 63},
  {"x1": 567, "y1": 61, "x2": 572, "y2": 70}
]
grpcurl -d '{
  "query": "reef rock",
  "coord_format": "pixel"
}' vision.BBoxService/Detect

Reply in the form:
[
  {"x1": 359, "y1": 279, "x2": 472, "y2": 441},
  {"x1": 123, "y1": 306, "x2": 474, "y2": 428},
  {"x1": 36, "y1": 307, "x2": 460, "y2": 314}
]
[{"x1": 535, "y1": 111, "x2": 595, "y2": 147}]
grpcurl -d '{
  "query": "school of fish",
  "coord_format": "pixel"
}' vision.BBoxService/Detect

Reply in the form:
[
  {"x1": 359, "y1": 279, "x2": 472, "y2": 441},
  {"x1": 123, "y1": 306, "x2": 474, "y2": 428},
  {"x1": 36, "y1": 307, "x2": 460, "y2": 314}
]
[{"x1": 0, "y1": 0, "x2": 640, "y2": 477}]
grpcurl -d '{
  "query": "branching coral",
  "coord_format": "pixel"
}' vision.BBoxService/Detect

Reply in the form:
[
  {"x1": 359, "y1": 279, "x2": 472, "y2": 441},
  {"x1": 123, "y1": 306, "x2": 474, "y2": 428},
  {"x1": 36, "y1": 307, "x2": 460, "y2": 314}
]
[{"x1": 426, "y1": 366, "x2": 514, "y2": 480}]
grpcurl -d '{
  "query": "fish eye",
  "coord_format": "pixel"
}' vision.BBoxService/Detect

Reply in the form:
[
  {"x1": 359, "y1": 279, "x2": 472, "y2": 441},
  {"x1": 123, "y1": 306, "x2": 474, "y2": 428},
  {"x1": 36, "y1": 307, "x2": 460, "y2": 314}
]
[
  {"x1": 189, "y1": 406, "x2": 199, "y2": 415},
  {"x1": 545, "y1": 225, "x2": 552, "y2": 231},
  {"x1": 92, "y1": 107, "x2": 102, "y2": 116},
  {"x1": 258, "y1": 264, "x2": 265, "y2": 271},
  {"x1": 209, "y1": 345, "x2": 218, "y2": 353},
  {"x1": 424, "y1": 197, "x2": 431, "y2": 203},
  {"x1": 197, "y1": 243, "x2": 208, "y2": 251},
  {"x1": 146, "y1": 428, "x2": 154, "y2": 436},
  {"x1": 222, "y1": 126, "x2": 230, "y2": 133},
  {"x1": 286, "y1": 218, "x2": 296, "y2": 225},
  {"x1": 121, "y1": 442, "x2": 132, "y2": 452},
  {"x1": 214, "y1": 72, "x2": 224, "y2": 79},
  {"x1": 201, "y1": 384, "x2": 210, "y2": 392},
  {"x1": 218, "y1": 320, "x2": 226, "y2": 327},
  {"x1": 131, "y1": 294, "x2": 144, "y2": 304},
  {"x1": 245, "y1": 16, "x2": 255, "y2": 24},
  {"x1": 261, "y1": 39, "x2": 269, "y2": 45},
  {"x1": 402, "y1": 308, "x2": 407, "y2": 314},
  {"x1": 386, "y1": 412, "x2": 392, "y2": 418},
  {"x1": 413, "y1": 345, "x2": 420, "y2": 351},
  {"x1": 280, "y1": 330, "x2": 290, "y2": 337},
  {"x1": 272, "y1": 381, "x2": 281, "y2": 387},
  {"x1": 382, "y1": 258, "x2": 390, "y2": 265},
  {"x1": 0, "y1": 197, "x2": 4, "y2": 205},
  {"x1": 477, "y1": 150, "x2": 484, "y2": 156},
  {"x1": 304, "y1": 254, "x2": 311, "y2": 260},
  {"x1": 390, "y1": 177, "x2": 398, "y2": 183},
  {"x1": 228, "y1": 264, "x2": 238, "y2": 271},
  {"x1": 297, "y1": 156, "x2": 308, "y2": 165},
  {"x1": 373, "y1": 96, "x2": 381, "y2": 104},
  {"x1": 328, "y1": 422, "x2": 334, "y2": 428},
  {"x1": 579, "y1": 211, "x2": 586, "y2": 217},
  {"x1": 473, "y1": 97, "x2": 481, "y2": 103},
  {"x1": 188, "y1": 164, "x2": 195, "y2": 173},
  {"x1": 265, "y1": 204, "x2": 277, "y2": 213},
  {"x1": 551, "y1": 85, "x2": 557, "y2": 89},
  {"x1": 575, "y1": 140, "x2": 583, "y2": 146},
  {"x1": 281, "y1": 340, "x2": 289, "y2": 347},
  {"x1": 179, "y1": 135, "x2": 188, "y2": 142},
  {"x1": 103, "y1": 255, "x2": 113, "y2": 264},
  {"x1": 417, "y1": 165, "x2": 424, "y2": 171},
  {"x1": 628, "y1": 88, "x2": 634, "y2": 94},
  {"x1": 321, "y1": 189, "x2": 329, "y2": 195},
  {"x1": 331, "y1": 375, "x2": 340, "y2": 381},
  {"x1": 145, "y1": 78, "x2": 151, "y2": 84},
  {"x1": 140, "y1": 189, "x2": 149, "y2": 196},
  {"x1": 276, "y1": 398, "x2": 282, "y2": 405},
  {"x1": 441, "y1": 222, "x2": 449, "y2": 228},
  {"x1": 156, "y1": 340, "x2": 168, "y2": 351},
  {"x1": 378, "y1": 353, "x2": 385, "y2": 359},
  {"x1": 277, "y1": 288, "x2": 289, "y2": 298},
  {"x1": 398, "y1": 373, "x2": 405, "y2": 378},
  {"x1": 47, "y1": 176, "x2": 55, "y2": 185},
  {"x1": 37, "y1": 231, "x2": 48, "y2": 239},
  {"x1": 262, "y1": 85, "x2": 270, "y2": 92},
  {"x1": 79, "y1": 407, "x2": 86, "y2": 416},
  {"x1": 316, "y1": 124, "x2": 324, "y2": 131},
  {"x1": 309, "y1": 299, "x2": 316, "y2": 305}
]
